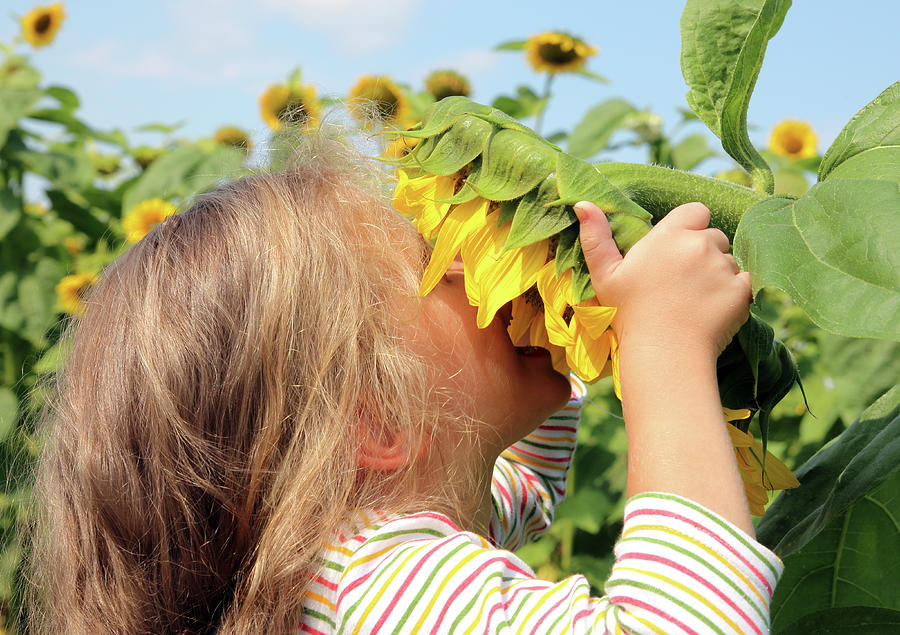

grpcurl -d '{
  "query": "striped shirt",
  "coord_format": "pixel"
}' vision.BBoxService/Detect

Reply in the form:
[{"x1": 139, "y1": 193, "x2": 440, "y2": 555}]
[{"x1": 300, "y1": 380, "x2": 782, "y2": 634}]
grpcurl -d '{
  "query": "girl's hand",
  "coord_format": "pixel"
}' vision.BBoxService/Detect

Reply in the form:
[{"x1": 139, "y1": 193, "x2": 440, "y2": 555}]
[
  {"x1": 573, "y1": 200, "x2": 756, "y2": 534},
  {"x1": 574, "y1": 201, "x2": 751, "y2": 360}
]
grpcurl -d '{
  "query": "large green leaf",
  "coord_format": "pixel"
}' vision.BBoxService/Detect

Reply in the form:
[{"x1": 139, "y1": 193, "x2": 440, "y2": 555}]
[
  {"x1": 734, "y1": 179, "x2": 900, "y2": 341},
  {"x1": 681, "y1": 0, "x2": 790, "y2": 192},
  {"x1": 819, "y1": 80, "x2": 900, "y2": 181},
  {"x1": 757, "y1": 385, "x2": 900, "y2": 556},
  {"x1": 504, "y1": 175, "x2": 575, "y2": 250},
  {"x1": 768, "y1": 472, "x2": 900, "y2": 631},
  {"x1": 668, "y1": 133, "x2": 716, "y2": 171},
  {"x1": 778, "y1": 607, "x2": 900, "y2": 635},
  {"x1": 122, "y1": 145, "x2": 244, "y2": 213},
  {"x1": 567, "y1": 99, "x2": 636, "y2": 159}
]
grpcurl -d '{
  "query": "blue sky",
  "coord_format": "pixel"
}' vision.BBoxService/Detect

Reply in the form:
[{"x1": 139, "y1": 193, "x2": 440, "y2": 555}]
[{"x1": 4, "y1": 1, "x2": 898, "y2": 172}]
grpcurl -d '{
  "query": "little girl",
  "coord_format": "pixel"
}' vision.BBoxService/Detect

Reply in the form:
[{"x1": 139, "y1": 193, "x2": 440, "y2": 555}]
[{"x1": 30, "y1": 136, "x2": 780, "y2": 633}]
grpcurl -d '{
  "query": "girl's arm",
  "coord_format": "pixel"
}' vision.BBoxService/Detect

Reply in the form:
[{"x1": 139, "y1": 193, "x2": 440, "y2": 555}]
[{"x1": 574, "y1": 200, "x2": 754, "y2": 535}]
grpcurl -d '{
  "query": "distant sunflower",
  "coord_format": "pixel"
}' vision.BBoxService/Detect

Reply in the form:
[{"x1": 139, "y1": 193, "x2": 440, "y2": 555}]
[
  {"x1": 55, "y1": 272, "x2": 95, "y2": 315},
  {"x1": 525, "y1": 31, "x2": 596, "y2": 74},
  {"x1": 133, "y1": 146, "x2": 162, "y2": 170},
  {"x1": 21, "y1": 2, "x2": 65, "y2": 48},
  {"x1": 768, "y1": 120, "x2": 817, "y2": 160},
  {"x1": 425, "y1": 70, "x2": 471, "y2": 101},
  {"x1": 259, "y1": 83, "x2": 320, "y2": 131},
  {"x1": 349, "y1": 75, "x2": 410, "y2": 126},
  {"x1": 214, "y1": 126, "x2": 252, "y2": 151},
  {"x1": 122, "y1": 198, "x2": 176, "y2": 243}
]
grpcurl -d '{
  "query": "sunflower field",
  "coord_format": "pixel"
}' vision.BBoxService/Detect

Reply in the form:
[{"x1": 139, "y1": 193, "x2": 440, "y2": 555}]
[{"x1": 1, "y1": 1, "x2": 899, "y2": 632}]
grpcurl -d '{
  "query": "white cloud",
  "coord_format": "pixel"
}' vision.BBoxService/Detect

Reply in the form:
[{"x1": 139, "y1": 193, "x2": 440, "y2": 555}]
[{"x1": 257, "y1": 0, "x2": 423, "y2": 52}]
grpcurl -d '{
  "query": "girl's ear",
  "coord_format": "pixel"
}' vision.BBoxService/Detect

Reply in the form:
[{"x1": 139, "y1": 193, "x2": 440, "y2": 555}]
[{"x1": 356, "y1": 410, "x2": 429, "y2": 472}]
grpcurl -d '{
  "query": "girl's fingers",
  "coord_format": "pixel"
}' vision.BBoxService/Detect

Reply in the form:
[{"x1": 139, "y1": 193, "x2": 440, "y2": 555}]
[
  {"x1": 658, "y1": 202, "x2": 710, "y2": 230},
  {"x1": 703, "y1": 228, "x2": 731, "y2": 253},
  {"x1": 574, "y1": 201, "x2": 623, "y2": 283}
]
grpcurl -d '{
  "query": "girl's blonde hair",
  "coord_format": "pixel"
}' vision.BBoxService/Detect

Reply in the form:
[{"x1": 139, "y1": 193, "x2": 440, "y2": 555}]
[{"x1": 29, "y1": 135, "x2": 479, "y2": 633}]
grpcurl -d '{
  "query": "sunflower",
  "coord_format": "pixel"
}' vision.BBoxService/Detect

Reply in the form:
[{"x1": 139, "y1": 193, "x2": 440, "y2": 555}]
[
  {"x1": 214, "y1": 126, "x2": 252, "y2": 151},
  {"x1": 55, "y1": 272, "x2": 96, "y2": 315},
  {"x1": 122, "y1": 198, "x2": 176, "y2": 243},
  {"x1": 349, "y1": 75, "x2": 411, "y2": 127},
  {"x1": 425, "y1": 70, "x2": 471, "y2": 101},
  {"x1": 525, "y1": 32, "x2": 596, "y2": 74},
  {"x1": 396, "y1": 170, "x2": 619, "y2": 386},
  {"x1": 21, "y1": 2, "x2": 65, "y2": 48},
  {"x1": 133, "y1": 146, "x2": 162, "y2": 170},
  {"x1": 63, "y1": 236, "x2": 84, "y2": 257},
  {"x1": 727, "y1": 423, "x2": 799, "y2": 516},
  {"x1": 768, "y1": 120, "x2": 817, "y2": 160},
  {"x1": 259, "y1": 83, "x2": 320, "y2": 131}
]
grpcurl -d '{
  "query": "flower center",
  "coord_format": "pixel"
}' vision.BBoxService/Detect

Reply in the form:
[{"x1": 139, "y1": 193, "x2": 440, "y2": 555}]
[
  {"x1": 74, "y1": 281, "x2": 91, "y2": 301},
  {"x1": 538, "y1": 42, "x2": 579, "y2": 65},
  {"x1": 35, "y1": 14, "x2": 52, "y2": 34},
  {"x1": 361, "y1": 84, "x2": 399, "y2": 121},
  {"x1": 276, "y1": 97, "x2": 309, "y2": 125},
  {"x1": 782, "y1": 134, "x2": 803, "y2": 154}
]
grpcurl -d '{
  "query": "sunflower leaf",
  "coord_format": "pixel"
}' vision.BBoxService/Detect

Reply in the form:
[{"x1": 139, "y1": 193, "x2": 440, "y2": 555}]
[
  {"x1": 819, "y1": 80, "x2": 900, "y2": 181},
  {"x1": 400, "y1": 96, "x2": 492, "y2": 139},
  {"x1": 825, "y1": 146, "x2": 900, "y2": 182},
  {"x1": 756, "y1": 385, "x2": 900, "y2": 557},
  {"x1": 498, "y1": 198, "x2": 519, "y2": 227},
  {"x1": 495, "y1": 39, "x2": 527, "y2": 51},
  {"x1": 567, "y1": 98, "x2": 637, "y2": 160},
  {"x1": 504, "y1": 175, "x2": 576, "y2": 251},
  {"x1": 571, "y1": 257, "x2": 595, "y2": 304},
  {"x1": 414, "y1": 116, "x2": 492, "y2": 176},
  {"x1": 681, "y1": 0, "x2": 790, "y2": 193},
  {"x1": 554, "y1": 223, "x2": 581, "y2": 276},
  {"x1": 734, "y1": 181, "x2": 900, "y2": 341},
  {"x1": 466, "y1": 128, "x2": 556, "y2": 201}
]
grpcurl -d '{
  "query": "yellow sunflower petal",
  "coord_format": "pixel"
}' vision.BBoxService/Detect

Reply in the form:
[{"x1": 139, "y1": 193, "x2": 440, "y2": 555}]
[
  {"x1": 608, "y1": 329, "x2": 621, "y2": 398},
  {"x1": 420, "y1": 198, "x2": 489, "y2": 296},
  {"x1": 460, "y1": 219, "x2": 549, "y2": 329},
  {"x1": 723, "y1": 407, "x2": 753, "y2": 422},
  {"x1": 535, "y1": 261, "x2": 575, "y2": 347},
  {"x1": 508, "y1": 294, "x2": 539, "y2": 345},
  {"x1": 393, "y1": 172, "x2": 455, "y2": 240},
  {"x1": 571, "y1": 304, "x2": 616, "y2": 333},
  {"x1": 565, "y1": 323, "x2": 611, "y2": 383}
]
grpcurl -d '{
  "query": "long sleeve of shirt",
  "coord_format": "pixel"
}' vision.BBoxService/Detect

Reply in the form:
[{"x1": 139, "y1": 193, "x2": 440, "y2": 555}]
[
  {"x1": 488, "y1": 376, "x2": 586, "y2": 551},
  {"x1": 300, "y1": 379, "x2": 783, "y2": 634}
]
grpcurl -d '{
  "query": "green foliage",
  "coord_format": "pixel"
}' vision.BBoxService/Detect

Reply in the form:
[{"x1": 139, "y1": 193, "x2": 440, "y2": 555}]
[
  {"x1": 757, "y1": 385, "x2": 900, "y2": 557},
  {"x1": 770, "y1": 472, "x2": 900, "y2": 631},
  {"x1": 735, "y1": 180, "x2": 900, "y2": 341},
  {"x1": 681, "y1": 0, "x2": 790, "y2": 192}
]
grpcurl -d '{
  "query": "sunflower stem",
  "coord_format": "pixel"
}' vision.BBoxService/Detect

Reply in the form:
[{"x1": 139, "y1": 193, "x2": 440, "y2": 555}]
[
  {"x1": 534, "y1": 74, "x2": 555, "y2": 136},
  {"x1": 594, "y1": 162, "x2": 768, "y2": 239}
]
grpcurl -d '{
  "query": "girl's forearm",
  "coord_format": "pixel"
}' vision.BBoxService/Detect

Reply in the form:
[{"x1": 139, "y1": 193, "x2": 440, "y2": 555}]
[{"x1": 619, "y1": 343, "x2": 755, "y2": 536}]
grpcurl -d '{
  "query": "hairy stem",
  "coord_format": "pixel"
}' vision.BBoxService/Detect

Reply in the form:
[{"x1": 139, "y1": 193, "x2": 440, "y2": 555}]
[
  {"x1": 534, "y1": 74, "x2": 554, "y2": 136},
  {"x1": 594, "y1": 162, "x2": 768, "y2": 239}
]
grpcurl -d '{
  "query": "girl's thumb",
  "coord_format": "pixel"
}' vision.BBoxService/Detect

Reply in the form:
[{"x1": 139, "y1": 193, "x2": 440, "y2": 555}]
[{"x1": 574, "y1": 201, "x2": 623, "y2": 283}]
